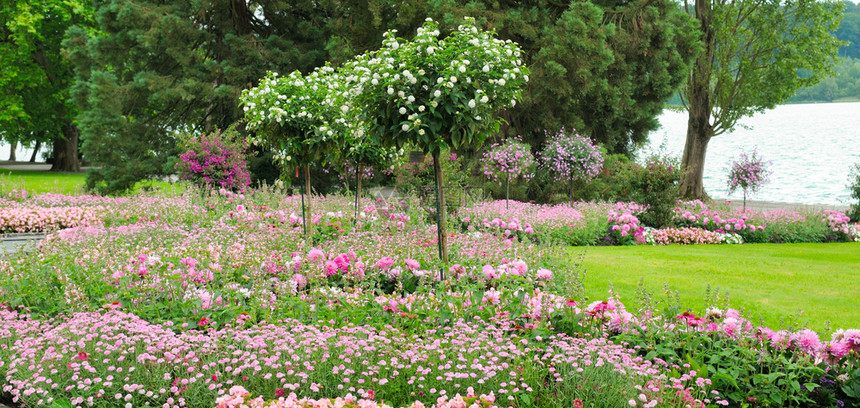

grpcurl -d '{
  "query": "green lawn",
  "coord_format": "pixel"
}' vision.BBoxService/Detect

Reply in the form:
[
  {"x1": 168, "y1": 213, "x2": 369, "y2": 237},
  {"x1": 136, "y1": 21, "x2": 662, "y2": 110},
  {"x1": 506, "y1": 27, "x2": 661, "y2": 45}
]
[
  {"x1": 575, "y1": 243, "x2": 860, "y2": 332},
  {"x1": 0, "y1": 167, "x2": 87, "y2": 194},
  {"x1": 0, "y1": 167, "x2": 182, "y2": 195}
]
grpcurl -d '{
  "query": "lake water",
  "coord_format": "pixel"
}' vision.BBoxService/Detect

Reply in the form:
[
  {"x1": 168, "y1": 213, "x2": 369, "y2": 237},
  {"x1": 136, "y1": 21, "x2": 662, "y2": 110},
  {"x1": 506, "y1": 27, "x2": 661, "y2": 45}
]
[{"x1": 644, "y1": 102, "x2": 860, "y2": 206}]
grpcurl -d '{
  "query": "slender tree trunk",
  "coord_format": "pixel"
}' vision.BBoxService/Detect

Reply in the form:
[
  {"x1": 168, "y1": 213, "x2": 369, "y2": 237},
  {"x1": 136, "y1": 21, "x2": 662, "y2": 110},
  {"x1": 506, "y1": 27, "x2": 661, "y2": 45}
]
[
  {"x1": 570, "y1": 178, "x2": 575, "y2": 208},
  {"x1": 680, "y1": 0, "x2": 715, "y2": 199},
  {"x1": 29, "y1": 140, "x2": 41, "y2": 163},
  {"x1": 304, "y1": 165, "x2": 312, "y2": 237},
  {"x1": 51, "y1": 124, "x2": 81, "y2": 172},
  {"x1": 432, "y1": 151, "x2": 449, "y2": 266},
  {"x1": 356, "y1": 163, "x2": 363, "y2": 215},
  {"x1": 8, "y1": 141, "x2": 16, "y2": 161}
]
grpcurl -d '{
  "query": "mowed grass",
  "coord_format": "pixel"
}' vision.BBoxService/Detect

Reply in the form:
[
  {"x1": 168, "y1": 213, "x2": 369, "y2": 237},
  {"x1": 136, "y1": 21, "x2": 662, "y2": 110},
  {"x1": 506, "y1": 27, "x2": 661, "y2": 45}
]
[
  {"x1": 0, "y1": 167, "x2": 86, "y2": 194},
  {"x1": 575, "y1": 243, "x2": 860, "y2": 332},
  {"x1": 0, "y1": 167, "x2": 182, "y2": 195}
]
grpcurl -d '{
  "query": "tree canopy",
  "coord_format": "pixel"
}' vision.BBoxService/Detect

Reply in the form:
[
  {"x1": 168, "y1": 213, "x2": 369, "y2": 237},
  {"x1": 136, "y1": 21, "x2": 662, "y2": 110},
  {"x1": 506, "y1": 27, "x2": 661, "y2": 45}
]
[
  {"x1": 66, "y1": 0, "x2": 331, "y2": 193},
  {"x1": 679, "y1": 0, "x2": 844, "y2": 198},
  {"x1": 0, "y1": 0, "x2": 92, "y2": 170}
]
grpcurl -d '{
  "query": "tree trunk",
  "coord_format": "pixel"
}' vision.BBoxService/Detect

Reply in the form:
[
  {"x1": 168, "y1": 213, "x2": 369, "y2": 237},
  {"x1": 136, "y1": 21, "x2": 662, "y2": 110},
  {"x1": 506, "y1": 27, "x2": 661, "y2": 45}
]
[
  {"x1": 570, "y1": 178, "x2": 575, "y2": 208},
  {"x1": 679, "y1": 124, "x2": 712, "y2": 198},
  {"x1": 356, "y1": 163, "x2": 363, "y2": 217},
  {"x1": 304, "y1": 165, "x2": 312, "y2": 237},
  {"x1": 51, "y1": 124, "x2": 81, "y2": 172},
  {"x1": 432, "y1": 151, "x2": 449, "y2": 267},
  {"x1": 29, "y1": 140, "x2": 41, "y2": 163},
  {"x1": 8, "y1": 141, "x2": 16, "y2": 161},
  {"x1": 680, "y1": 0, "x2": 715, "y2": 199}
]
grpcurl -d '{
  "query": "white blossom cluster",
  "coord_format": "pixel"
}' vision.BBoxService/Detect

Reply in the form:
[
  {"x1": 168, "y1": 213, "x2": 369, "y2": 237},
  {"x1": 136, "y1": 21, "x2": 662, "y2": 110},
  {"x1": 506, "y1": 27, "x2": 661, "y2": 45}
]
[{"x1": 238, "y1": 17, "x2": 529, "y2": 169}]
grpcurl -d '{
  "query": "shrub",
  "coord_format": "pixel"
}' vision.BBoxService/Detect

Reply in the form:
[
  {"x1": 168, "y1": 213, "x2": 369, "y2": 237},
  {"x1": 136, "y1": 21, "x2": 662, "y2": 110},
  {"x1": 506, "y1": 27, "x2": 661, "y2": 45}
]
[
  {"x1": 849, "y1": 160, "x2": 860, "y2": 221},
  {"x1": 175, "y1": 129, "x2": 251, "y2": 192},
  {"x1": 621, "y1": 154, "x2": 682, "y2": 228}
]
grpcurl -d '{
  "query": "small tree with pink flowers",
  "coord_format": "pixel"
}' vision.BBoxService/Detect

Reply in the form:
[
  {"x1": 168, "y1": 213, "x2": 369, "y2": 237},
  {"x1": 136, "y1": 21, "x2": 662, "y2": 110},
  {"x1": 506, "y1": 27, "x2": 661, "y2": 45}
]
[
  {"x1": 481, "y1": 137, "x2": 535, "y2": 209},
  {"x1": 726, "y1": 149, "x2": 771, "y2": 211},
  {"x1": 540, "y1": 129, "x2": 603, "y2": 207}
]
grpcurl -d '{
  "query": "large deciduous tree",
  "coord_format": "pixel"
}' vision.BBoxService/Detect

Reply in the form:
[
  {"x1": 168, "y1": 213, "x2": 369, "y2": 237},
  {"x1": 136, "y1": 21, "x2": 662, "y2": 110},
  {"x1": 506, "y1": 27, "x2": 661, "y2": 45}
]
[
  {"x1": 0, "y1": 0, "x2": 92, "y2": 171},
  {"x1": 66, "y1": 0, "x2": 330, "y2": 193},
  {"x1": 679, "y1": 0, "x2": 844, "y2": 198}
]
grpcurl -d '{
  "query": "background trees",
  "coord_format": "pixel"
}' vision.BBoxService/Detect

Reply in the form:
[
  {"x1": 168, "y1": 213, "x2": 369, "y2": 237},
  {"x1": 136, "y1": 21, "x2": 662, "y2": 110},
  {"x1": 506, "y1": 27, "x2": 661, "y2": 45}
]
[
  {"x1": 679, "y1": 0, "x2": 844, "y2": 198},
  {"x1": 0, "y1": 0, "x2": 92, "y2": 171},
  {"x1": 66, "y1": 0, "x2": 330, "y2": 193}
]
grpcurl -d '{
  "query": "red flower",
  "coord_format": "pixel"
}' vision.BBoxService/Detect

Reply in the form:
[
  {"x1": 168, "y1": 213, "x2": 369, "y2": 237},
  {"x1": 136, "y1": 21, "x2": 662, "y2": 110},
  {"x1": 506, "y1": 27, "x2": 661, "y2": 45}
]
[
  {"x1": 367, "y1": 390, "x2": 375, "y2": 400},
  {"x1": 76, "y1": 351, "x2": 88, "y2": 361},
  {"x1": 211, "y1": 374, "x2": 218, "y2": 382},
  {"x1": 275, "y1": 388, "x2": 285, "y2": 398},
  {"x1": 565, "y1": 298, "x2": 577, "y2": 307},
  {"x1": 573, "y1": 399, "x2": 584, "y2": 408},
  {"x1": 198, "y1": 317, "x2": 210, "y2": 326}
]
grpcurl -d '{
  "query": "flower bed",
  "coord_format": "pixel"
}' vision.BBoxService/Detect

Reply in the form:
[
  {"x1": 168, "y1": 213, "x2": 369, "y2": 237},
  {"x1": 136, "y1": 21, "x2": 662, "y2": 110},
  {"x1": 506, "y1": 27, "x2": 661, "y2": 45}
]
[{"x1": 1, "y1": 191, "x2": 859, "y2": 408}]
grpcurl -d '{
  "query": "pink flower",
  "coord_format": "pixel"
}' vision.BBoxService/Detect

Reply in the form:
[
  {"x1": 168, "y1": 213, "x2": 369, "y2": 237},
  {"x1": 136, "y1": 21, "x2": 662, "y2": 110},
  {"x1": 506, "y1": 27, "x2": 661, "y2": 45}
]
[
  {"x1": 375, "y1": 257, "x2": 395, "y2": 270},
  {"x1": 404, "y1": 258, "x2": 420, "y2": 270}
]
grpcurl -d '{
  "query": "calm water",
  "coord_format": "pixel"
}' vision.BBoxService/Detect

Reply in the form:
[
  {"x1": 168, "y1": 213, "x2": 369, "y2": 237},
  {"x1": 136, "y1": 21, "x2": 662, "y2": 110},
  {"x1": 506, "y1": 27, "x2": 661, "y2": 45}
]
[{"x1": 644, "y1": 102, "x2": 860, "y2": 206}]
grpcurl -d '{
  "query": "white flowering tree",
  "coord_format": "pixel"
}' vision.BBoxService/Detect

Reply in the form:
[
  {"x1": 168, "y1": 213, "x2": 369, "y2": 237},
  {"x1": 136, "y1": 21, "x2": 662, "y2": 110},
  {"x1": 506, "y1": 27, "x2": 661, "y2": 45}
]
[
  {"x1": 346, "y1": 18, "x2": 529, "y2": 265},
  {"x1": 240, "y1": 65, "x2": 351, "y2": 236}
]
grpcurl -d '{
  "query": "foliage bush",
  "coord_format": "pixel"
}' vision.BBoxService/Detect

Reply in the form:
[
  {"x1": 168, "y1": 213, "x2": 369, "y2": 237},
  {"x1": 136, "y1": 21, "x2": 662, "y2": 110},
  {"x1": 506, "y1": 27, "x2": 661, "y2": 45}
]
[
  {"x1": 849, "y1": 160, "x2": 860, "y2": 222},
  {"x1": 175, "y1": 129, "x2": 251, "y2": 192},
  {"x1": 611, "y1": 154, "x2": 683, "y2": 228}
]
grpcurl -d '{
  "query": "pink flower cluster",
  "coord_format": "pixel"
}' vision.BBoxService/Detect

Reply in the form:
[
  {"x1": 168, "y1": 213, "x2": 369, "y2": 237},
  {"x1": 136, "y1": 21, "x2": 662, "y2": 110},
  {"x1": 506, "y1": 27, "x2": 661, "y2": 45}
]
[
  {"x1": 823, "y1": 210, "x2": 860, "y2": 241},
  {"x1": 608, "y1": 212, "x2": 645, "y2": 244},
  {"x1": 480, "y1": 137, "x2": 535, "y2": 184},
  {"x1": 539, "y1": 129, "x2": 603, "y2": 183},
  {"x1": 649, "y1": 227, "x2": 724, "y2": 245},
  {"x1": 672, "y1": 204, "x2": 765, "y2": 233},
  {"x1": 176, "y1": 130, "x2": 252, "y2": 192},
  {"x1": 0, "y1": 206, "x2": 102, "y2": 233},
  {"x1": 726, "y1": 149, "x2": 771, "y2": 196},
  {"x1": 215, "y1": 386, "x2": 498, "y2": 408}
]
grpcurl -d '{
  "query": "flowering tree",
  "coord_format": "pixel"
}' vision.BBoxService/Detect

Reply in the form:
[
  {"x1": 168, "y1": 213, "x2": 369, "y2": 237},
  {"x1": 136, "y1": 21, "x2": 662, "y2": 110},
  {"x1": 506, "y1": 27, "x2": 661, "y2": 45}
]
[
  {"x1": 726, "y1": 149, "x2": 771, "y2": 211},
  {"x1": 241, "y1": 66, "x2": 350, "y2": 236},
  {"x1": 481, "y1": 137, "x2": 535, "y2": 208},
  {"x1": 175, "y1": 129, "x2": 251, "y2": 193},
  {"x1": 346, "y1": 17, "x2": 529, "y2": 265},
  {"x1": 540, "y1": 129, "x2": 604, "y2": 207}
]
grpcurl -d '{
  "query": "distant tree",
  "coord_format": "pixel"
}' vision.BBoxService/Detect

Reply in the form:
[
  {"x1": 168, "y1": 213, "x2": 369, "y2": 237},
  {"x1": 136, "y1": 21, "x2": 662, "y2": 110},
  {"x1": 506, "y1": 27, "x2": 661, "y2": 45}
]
[
  {"x1": 0, "y1": 0, "x2": 92, "y2": 171},
  {"x1": 679, "y1": 0, "x2": 844, "y2": 198},
  {"x1": 836, "y1": 0, "x2": 860, "y2": 59},
  {"x1": 66, "y1": 0, "x2": 330, "y2": 193}
]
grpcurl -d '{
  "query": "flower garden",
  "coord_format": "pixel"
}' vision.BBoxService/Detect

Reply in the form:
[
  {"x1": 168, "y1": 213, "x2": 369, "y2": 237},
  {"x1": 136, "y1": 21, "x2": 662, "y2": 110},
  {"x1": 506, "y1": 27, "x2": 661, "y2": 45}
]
[
  {"x1": 1, "y1": 187, "x2": 860, "y2": 408},
  {"x1": 2, "y1": 13, "x2": 860, "y2": 408}
]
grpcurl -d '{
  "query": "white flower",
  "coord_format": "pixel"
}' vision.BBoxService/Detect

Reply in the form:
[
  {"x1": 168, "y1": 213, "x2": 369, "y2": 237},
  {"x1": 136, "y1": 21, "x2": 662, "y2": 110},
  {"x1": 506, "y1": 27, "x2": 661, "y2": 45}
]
[
  {"x1": 498, "y1": 78, "x2": 506, "y2": 86},
  {"x1": 426, "y1": 46, "x2": 435, "y2": 54},
  {"x1": 458, "y1": 65, "x2": 466, "y2": 73},
  {"x1": 418, "y1": 105, "x2": 425, "y2": 112},
  {"x1": 418, "y1": 129, "x2": 425, "y2": 135},
  {"x1": 468, "y1": 99, "x2": 476, "y2": 108},
  {"x1": 483, "y1": 65, "x2": 490, "y2": 73},
  {"x1": 480, "y1": 95, "x2": 489, "y2": 103},
  {"x1": 371, "y1": 78, "x2": 379, "y2": 86},
  {"x1": 401, "y1": 124, "x2": 409, "y2": 131},
  {"x1": 434, "y1": 90, "x2": 442, "y2": 98},
  {"x1": 340, "y1": 105, "x2": 348, "y2": 114},
  {"x1": 399, "y1": 107, "x2": 407, "y2": 115},
  {"x1": 387, "y1": 87, "x2": 394, "y2": 95},
  {"x1": 511, "y1": 99, "x2": 516, "y2": 107}
]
